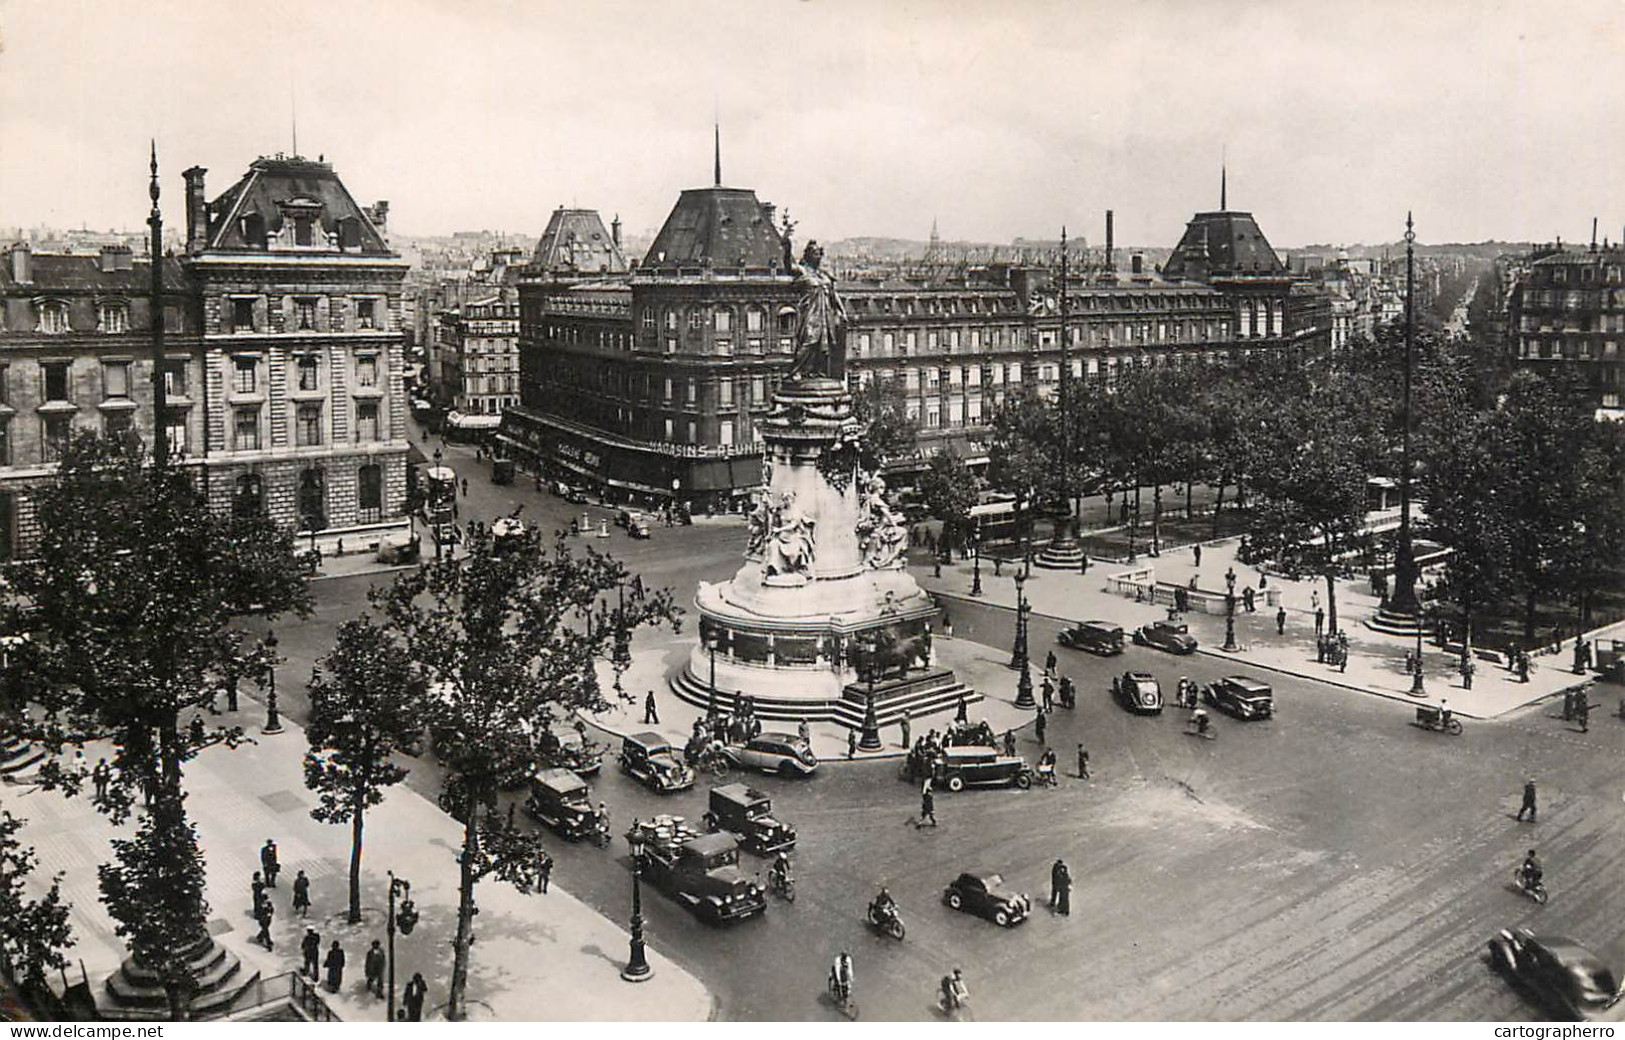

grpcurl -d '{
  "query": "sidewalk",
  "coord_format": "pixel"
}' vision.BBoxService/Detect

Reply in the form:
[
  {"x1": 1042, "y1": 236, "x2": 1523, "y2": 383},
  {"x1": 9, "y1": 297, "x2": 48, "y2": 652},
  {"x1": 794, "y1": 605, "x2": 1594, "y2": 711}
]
[
  {"x1": 8, "y1": 711, "x2": 713, "y2": 1022},
  {"x1": 917, "y1": 537, "x2": 1596, "y2": 719},
  {"x1": 587, "y1": 632, "x2": 1057, "y2": 759}
]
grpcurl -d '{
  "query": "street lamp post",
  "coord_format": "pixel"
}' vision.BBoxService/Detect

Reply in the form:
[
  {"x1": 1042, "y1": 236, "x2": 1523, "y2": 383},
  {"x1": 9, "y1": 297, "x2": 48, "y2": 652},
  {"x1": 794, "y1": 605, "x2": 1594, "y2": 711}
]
[
  {"x1": 385, "y1": 872, "x2": 418, "y2": 1022},
  {"x1": 262, "y1": 630, "x2": 283, "y2": 735},
  {"x1": 706, "y1": 635, "x2": 719, "y2": 721},
  {"x1": 622, "y1": 829, "x2": 653, "y2": 982},
  {"x1": 1012, "y1": 572, "x2": 1036, "y2": 709},
  {"x1": 1410, "y1": 624, "x2": 1426, "y2": 696},
  {"x1": 859, "y1": 647, "x2": 882, "y2": 752},
  {"x1": 970, "y1": 520, "x2": 983, "y2": 598},
  {"x1": 1222, "y1": 592, "x2": 1239, "y2": 653},
  {"x1": 1389, "y1": 213, "x2": 1422, "y2": 620},
  {"x1": 432, "y1": 446, "x2": 445, "y2": 561}
]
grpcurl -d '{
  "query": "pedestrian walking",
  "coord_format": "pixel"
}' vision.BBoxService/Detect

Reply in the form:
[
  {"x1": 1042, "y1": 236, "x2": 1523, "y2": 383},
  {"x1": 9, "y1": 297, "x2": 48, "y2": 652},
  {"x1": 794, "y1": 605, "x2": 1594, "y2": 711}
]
[
  {"x1": 1317, "y1": 635, "x2": 1327, "y2": 664},
  {"x1": 1314, "y1": 607, "x2": 1325, "y2": 637},
  {"x1": 900, "y1": 712, "x2": 911, "y2": 750},
  {"x1": 251, "y1": 871, "x2": 266, "y2": 915},
  {"x1": 1225, "y1": 566, "x2": 1237, "y2": 592},
  {"x1": 254, "y1": 898, "x2": 275, "y2": 950},
  {"x1": 92, "y1": 758, "x2": 111, "y2": 800},
  {"x1": 1516, "y1": 778, "x2": 1537, "y2": 822},
  {"x1": 1575, "y1": 685, "x2": 1591, "y2": 732},
  {"x1": 919, "y1": 785, "x2": 937, "y2": 827},
  {"x1": 1243, "y1": 586, "x2": 1256, "y2": 613},
  {"x1": 1573, "y1": 636, "x2": 1591, "y2": 675},
  {"x1": 189, "y1": 713, "x2": 206, "y2": 749},
  {"x1": 1276, "y1": 606, "x2": 1287, "y2": 636},
  {"x1": 1311, "y1": 589, "x2": 1320, "y2": 613},
  {"x1": 364, "y1": 939, "x2": 386, "y2": 998},
  {"x1": 1003, "y1": 729, "x2": 1017, "y2": 756},
  {"x1": 955, "y1": 691, "x2": 968, "y2": 723},
  {"x1": 847, "y1": 727, "x2": 857, "y2": 760},
  {"x1": 798, "y1": 719, "x2": 811, "y2": 745},
  {"x1": 1044, "y1": 650, "x2": 1058, "y2": 677},
  {"x1": 1050, "y1": 859, "x2": 1072, "y2": 916},
  {"x1": 1193, "y1": 543, "x2": 1202, "y2": 567},
  {"x1": 942, "y1": 614, "x2": 954, "y2": 638},
  {"x1": 1041, "y1": 676, "x2": 1054, "y2": 713},
  {"x1": 1076, "y1": 744, "x2": 1090, "y2": 780},
  {"x1": 460, "y1": 478, "x2": 469, "y2": 498},
  {"x1": 324, "y1": 940, "x2": 346, "y2": 993},
  {"x1": 1034, "y1": 709, "x2": 1046, "y2": 745},
  {"x1": 292, "y1": 870, "x2": 311, "y2": 917},
  {"x1": 993, "y1": 556, "x2": 1003, "y2": 577},
  {"x1": 403, "y1": 973, "x2": 428, "y2": 1022},
  {"x1": 643, "y1": 689, "x2": 659, "y2": 724},
  {"x1": 538, "y1": 851, "x2": 553, "y2": 894},
  {"x1": 261, "y1": 839, "x2": 280, "y2": 887},
  {"x1": 301, "y1": 928, "x2": 321, "y2": 980}
]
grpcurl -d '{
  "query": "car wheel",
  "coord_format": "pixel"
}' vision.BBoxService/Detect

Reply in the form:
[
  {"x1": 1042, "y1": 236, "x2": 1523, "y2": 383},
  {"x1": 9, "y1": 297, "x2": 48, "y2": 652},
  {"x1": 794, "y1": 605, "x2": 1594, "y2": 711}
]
[
  {"x1": 778, "y1": 761, "x2": 797, "y2": 779},
  {"x1": 994, "y1": 909, "x2": 1009, "y2": 927},
  {"x1": 947, "y1": 892, "x2": 962, "y2": 910},
  {"x1": 947, "y1": 775, "x2": 965, "y2": 793},
  {"x1": 1015, "y1": 771, "x2": 1033, "y2": 790}
]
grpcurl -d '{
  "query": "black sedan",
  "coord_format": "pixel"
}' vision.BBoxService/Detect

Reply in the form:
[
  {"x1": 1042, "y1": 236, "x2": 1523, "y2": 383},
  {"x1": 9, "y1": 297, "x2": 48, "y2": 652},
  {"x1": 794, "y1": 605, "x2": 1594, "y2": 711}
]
[
  {"x1": 1111, "y1": 670, "x2": 1164, "y2": 714},
  {"x1": 1488, "y1": 928, "x2": 1624, "y2": 1021},
  {"x1": 1203, "y1": 675, "x2": 1274, "y2": 720},
  {"x1": 1132, "y1": 620, "x2": 1198, "y2": 655},
  {"x1": 943, "y1": 871, "x2": 1032, "y2": 927}
]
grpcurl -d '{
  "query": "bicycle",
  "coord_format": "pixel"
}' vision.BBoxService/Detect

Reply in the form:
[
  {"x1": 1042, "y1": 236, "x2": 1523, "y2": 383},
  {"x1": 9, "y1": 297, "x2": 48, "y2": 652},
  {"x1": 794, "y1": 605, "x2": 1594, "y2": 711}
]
[{"x1": 694, "y1": 745, "x2": 730, "y2": 779}]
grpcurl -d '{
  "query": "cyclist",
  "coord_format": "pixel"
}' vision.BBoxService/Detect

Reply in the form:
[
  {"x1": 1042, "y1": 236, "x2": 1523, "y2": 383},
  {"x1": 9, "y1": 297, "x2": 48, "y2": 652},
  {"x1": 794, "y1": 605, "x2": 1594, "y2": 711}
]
[
  {"x1": 829, "y1": 951, "x2": 854, "y2": 1005},
  {"x1": 1189, "y1": 707, "x2": 1211, "y2": 736},
  {"x1": 1520, "y1": 849, "x2": 1543, "y2": 892},
  {"x1": 871, "y1": 885, "x2": 898, "y2": 923},
  {"x1": 770, "y1": 851, "x2": 792, "y2": 894},
  {"x1": 939, "y1": 967, "x2": 969, "y2": 1014}
]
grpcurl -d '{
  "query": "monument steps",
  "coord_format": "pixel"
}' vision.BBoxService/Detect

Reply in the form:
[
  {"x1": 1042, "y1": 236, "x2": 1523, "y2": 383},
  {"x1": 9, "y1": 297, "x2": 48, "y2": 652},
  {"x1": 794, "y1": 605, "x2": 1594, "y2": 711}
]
[
  {"x1": 1, "y1": 737, "x2": 46, "y2": 776},
  {"x1": 1364, "y1": 605, "x2": 1433, "y2": 637},
  {"x1": 670, "y1": 666, "x2": 980, "y2": 728},
  {"x1": 103, "y1": 936, "x2": 259, "y2": 1018},
  {"x1": 1034, "y1": 544, "x2": 1086, "y2": 570}
]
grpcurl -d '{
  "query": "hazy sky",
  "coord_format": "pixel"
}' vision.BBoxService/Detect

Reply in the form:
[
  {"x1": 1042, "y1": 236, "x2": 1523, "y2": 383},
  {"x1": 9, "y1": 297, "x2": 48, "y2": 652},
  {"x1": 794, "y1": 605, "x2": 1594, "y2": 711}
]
[{"x1": 2, "y1": 0, "x2": 1623, "y2": 249}]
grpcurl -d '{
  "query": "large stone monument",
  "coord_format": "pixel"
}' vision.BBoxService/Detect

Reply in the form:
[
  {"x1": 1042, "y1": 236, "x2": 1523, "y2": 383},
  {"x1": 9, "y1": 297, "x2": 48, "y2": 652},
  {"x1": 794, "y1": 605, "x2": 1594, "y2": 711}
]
[{"x1": 670, "y1": 237, "x2": 977, "y2": 726}]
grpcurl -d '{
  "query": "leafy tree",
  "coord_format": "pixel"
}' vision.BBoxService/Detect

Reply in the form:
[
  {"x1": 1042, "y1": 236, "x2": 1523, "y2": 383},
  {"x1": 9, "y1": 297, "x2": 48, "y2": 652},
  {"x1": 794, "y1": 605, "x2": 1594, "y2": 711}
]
[
  {"x1": 3, "y1": 433, "x2": 309, "y2": 1015},
  {"x1": 917, "y1": 447, "x2": 981, "y2": 558},
  {"x1": 373, "y1": 524, "x2": 679, "y2": 1020},
  {"x1": 0, "y1": 810, "x2": 74, "y2": 999},
  {"x1": 986, "y1": 389, "x2": 1058, "y2": 552},
  {"x1": 852, "y1": 376, "x2": 919, "y2": 472},
  {"x1": 1418, "y1": 409, "x2": 1513, "y2": 655},
  {"x1": 304, "y1": 616, "x2": 425, "y2": 925}
]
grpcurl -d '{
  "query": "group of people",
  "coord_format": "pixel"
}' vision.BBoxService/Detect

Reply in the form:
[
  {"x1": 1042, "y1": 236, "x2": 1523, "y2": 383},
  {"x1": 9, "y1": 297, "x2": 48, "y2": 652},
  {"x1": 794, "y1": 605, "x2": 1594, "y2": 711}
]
[{"x1": 1317, "y1": 629, "x2": 1350, "y2": 670}]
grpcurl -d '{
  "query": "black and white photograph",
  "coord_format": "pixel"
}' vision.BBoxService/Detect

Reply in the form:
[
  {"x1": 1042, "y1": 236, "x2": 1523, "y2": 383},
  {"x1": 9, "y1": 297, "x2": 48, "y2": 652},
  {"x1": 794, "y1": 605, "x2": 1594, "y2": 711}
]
[{"x1": 0, "y1": 0, "x2": 1622, "y2": 1028}]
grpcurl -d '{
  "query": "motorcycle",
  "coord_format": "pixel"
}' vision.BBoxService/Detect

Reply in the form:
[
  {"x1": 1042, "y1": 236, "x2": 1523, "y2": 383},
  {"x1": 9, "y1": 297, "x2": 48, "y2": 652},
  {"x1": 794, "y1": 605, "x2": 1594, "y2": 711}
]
[
  {"x1": 866, "y1": 899, "x2": 906, "y2": 940},
  {"x1": 769, "y1": 868, "x2": 796, "y2": 903},
  {"x1": 590, "y1": 815, "x2": 612, "y2": 850},
  {"x1": 1185, "y1": 713, "x2": 1216, "y2": 740},
  {"x1": 1514, "y1": 867, "x2": 1548, "y2": 905},
  {"x1": 1412, "y1": 705, "x2": 1463, "y2": 736}
]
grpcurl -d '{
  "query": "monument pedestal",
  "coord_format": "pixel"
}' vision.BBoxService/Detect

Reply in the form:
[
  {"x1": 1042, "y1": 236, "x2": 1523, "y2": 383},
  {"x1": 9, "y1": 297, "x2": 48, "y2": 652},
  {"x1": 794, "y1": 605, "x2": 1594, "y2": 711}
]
[
  {"x1": 672, "y1": 378, "x2": 971, "y2": 724},
  {"x1": 102, "y1": 936, "x2": 259, "y2": 1019}
]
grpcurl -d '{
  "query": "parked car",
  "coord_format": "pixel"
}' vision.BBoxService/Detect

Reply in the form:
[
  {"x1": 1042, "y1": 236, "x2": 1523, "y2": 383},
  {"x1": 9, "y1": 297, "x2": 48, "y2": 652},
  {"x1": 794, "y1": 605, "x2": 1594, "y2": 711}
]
[
  {"x1": 1057, "y1": 620, "x2": 1125, "y2": 656},
  {"x1": 616, "y1": 508, "x2": 648, "y2": 530},
  {"x1": 1133, "y1": 619, "x2": 1198, "y2": 655},
  {"x1": 943, "y1": 871, "x2": 1032, "y2": 927},
  {"x1": 628, "y1": 518, "x2": 653, "y2": 540},
  {"x1": 525, "y1": 767, "x2": 604, "y2": 842},
  {"x1": 1203, "y1": 675, "x2": 1274, "y2": 720},
  {"x1": 1488, "y1": 928, "x2": 1624, "y2": 1021},
  {"x1": 536, "y1": 728, "x2": 604, "y2": 777},
  {"x1": 932, "y1": 746, "x2": 1033, "y2": 792},
  {"x1": 724, "y1": 732, "x2": 819, "y2": 778},
  {"x1": 702, "y1": 783, "x2": 797, "y2": 856},
  {"x1": 619, "y1": 731, "x2": 696, "y2": 793},
  {"x1": 1111, "y1": 670, "x2": 1164, "y2": 714}
]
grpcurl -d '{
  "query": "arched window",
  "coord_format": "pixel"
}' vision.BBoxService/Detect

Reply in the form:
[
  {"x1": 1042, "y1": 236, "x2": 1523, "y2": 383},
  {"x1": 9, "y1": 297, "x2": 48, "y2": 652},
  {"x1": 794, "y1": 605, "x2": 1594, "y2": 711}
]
[
  {"x1": 233, "y1": 473, "x2": 263, "y2": 518},
  {"x1": 297, "y1": 468, "x2": 326, "y2": 531}
]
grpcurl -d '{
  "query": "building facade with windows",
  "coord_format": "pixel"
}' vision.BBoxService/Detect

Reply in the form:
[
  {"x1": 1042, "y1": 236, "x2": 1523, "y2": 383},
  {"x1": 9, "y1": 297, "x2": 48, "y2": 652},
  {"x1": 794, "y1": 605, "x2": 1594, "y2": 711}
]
[
  {"x1": 0, "y1": 153, "x2": 411, "y2": 559},
  {"x1": 1507, "y1": 244, "x2": 1625, "y2": 415},
  {"x1": 502, "y1": 180, "x2": 1332, "y2": 512},
  {"x1": 436, "y1": 295, "x2": 520, "y2": 417}
]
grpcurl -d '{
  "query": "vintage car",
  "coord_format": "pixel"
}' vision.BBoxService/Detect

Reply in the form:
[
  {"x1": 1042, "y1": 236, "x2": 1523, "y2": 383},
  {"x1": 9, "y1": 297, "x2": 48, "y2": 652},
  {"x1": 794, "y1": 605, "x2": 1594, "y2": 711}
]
[
  {"x1": 724, "y1": 732, "x2": 819, "y2": 778},
  {"x1": 536, "y1": 728, "x2": 604, "y2": 778},
  {"x1": 524, "y1": 767, "x2": 604, "y2": 842},
  {"x1": 1203, "y1": 675, "x2": 1274, "y2": 720},
  {"x1": 631, "y1": 817, "x2": 766, "y2": 924},
  {"x1": 932, "y1": 746, "x2": 1033, "y2": 792},
  {"x1": 943, "y1": 871, "x2": 1032, "y2": 927},
  {"x1": 490, "y1": 517, "x2": 525, "y2": 555},
  {"x1": 1111, "y1": 670, "x2": 1164, "y2": 714},
  {"x1": 1057, "y1": 620, "x2": 1125, "y2": 657},
  {"x1": 1133, "y1": 619, "x2": 1198, "y2": 655},
  {"x1": 702, "y1": 783, "x2": 797, "y2": 856},
  {"x1": 615, "y1": 508, "x2": 649, "y2": 530},
  {"x1": 619, "y1": 731, "x2": 696, "y2": 793},
  {"x1": 1489, "y1": 928, "x2": 1625, "y2": 1021},
  {"x1": 628, "y1": 518, "x2": 653, "y2": 540}
]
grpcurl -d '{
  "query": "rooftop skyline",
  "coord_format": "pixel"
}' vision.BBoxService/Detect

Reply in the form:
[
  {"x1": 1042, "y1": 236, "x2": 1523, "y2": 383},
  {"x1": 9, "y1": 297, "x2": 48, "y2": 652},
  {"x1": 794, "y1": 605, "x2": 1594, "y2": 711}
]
[{"x1": 3, "y1": 0, "x2": 1623, "y2": 249}]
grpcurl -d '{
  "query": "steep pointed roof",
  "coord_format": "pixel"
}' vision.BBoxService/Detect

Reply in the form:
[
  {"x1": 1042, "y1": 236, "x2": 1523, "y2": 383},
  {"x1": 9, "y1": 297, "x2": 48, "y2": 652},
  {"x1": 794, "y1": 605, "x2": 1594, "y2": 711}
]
[
  {"x1": 530, "y1": 208, "x2": 627, "y2": 274},
  {"x1": 1162, "y1": 210, "x2": 1286, "y2": 282},
  {"x1": 642, "y1": 187, "x2": 784, "y2": 271},
  {"x1": 204, "y1": 155, "x2": 392, "y2": 255}
]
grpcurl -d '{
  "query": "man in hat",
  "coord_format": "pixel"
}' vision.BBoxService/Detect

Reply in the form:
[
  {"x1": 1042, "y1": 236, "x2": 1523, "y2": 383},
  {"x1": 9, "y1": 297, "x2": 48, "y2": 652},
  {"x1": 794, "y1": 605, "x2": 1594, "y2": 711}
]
[
  {"x1": 260, "y1": 839, "x2": 280, "y2": 888},
  {"x1": 324, "y1": 940, "x2": 346, "y2": 993},
  {"x1": 364, "y1": 939, "x2": 386, "y2": 998},
  {"x1": 301, "y1": 928, "x2": 321, "y2": 979},
  {"x1": 1516, "y1": 777, "x2": 1537, "y2": 822}
]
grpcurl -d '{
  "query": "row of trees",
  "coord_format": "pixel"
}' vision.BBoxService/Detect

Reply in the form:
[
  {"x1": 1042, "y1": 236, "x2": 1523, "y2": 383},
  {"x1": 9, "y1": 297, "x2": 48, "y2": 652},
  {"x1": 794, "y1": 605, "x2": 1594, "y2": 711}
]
[{"x1": 0, "y1": 433, "x2": 680, "y2": 1020}]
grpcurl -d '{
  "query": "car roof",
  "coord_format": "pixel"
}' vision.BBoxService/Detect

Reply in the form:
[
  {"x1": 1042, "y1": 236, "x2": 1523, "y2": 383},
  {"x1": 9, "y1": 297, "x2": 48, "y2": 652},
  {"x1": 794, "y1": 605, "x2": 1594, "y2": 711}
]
[
  {"x1": 531, "y1": 767, "x2": 587, "y2": 793},
  {"x1": 1222, "y1": 676, "x2": 1271, "y2": 691},
  {"x1": 712, "y1": 782, "x2": 768, "y2": 804},
  {"x1": 685, "y1": 832, "x2": 738, "y2": 856},
  {"x1": 626, "y1": 731, "x2": 672, "y2": 750},
  {"x1": 755, "y1": 731, "x2": 803, "y2": 745},
  {"x1": 1125, "y1": 671, "x2": 1157, "y2": 682},
  {"x1": 942, "y1": 746, "x2": 996, "y2": 760},
  {"x1": 1081, "y1": 621, "x2": 1121, "y2": 632},
  {"x1": 961, "y1": 871, "x2": 1005, "y2": 885}
]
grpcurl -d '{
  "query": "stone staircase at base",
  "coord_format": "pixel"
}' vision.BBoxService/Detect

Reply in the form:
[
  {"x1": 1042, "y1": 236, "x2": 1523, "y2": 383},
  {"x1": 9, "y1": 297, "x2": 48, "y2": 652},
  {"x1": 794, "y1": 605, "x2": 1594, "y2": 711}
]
[
  {"x1": 1034, "y1": 540, "x2": 1086, "y2": 570},
  {"x1": 1, "y1": 736, "x2": 46, "y2": 778},
  {"x1": 102, "y1": 936, "x2": 259, "y2": 1019},
  {"x1": 670, "y1": 666, "x2": 980, "y2": 728},
  {"x1": 1363, "y1": 605, "x2": 1434, "y2": 637}
]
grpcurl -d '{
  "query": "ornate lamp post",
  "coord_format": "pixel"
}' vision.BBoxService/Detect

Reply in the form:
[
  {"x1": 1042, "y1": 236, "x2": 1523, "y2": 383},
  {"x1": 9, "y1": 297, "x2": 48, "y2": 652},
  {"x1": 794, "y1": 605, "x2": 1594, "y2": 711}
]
[
  {"x1": 385, "y1": 872, "x2": 418, "y2": 1022},
  {"x1": 706, "y1": 634, "x2": 719, "y2": 721},
  {"x1": 970, "y1": 519, "x2": 983, "y2": 597},
  {"x1": 858, "y1": 642, "x2": 882, "y2": 752},
  {"x1": 1410, "y1": 623, "x2": 1426, "y2": 696},
  {"x1": 432, "y1": 446, "x2": 445, "y2": 561},
  {"x1": 1012, "y1": 572, "x2": 1035, "y2": 709},
  {"x1": 262, "y1": 630, "x2": 283, "y2": 734},
  {"x1": 622, "y1": 827, "x2": 653, "y2": 982},
  {"x1": 1222, "y1": 592, "x2": 1239, "y2": 653}
]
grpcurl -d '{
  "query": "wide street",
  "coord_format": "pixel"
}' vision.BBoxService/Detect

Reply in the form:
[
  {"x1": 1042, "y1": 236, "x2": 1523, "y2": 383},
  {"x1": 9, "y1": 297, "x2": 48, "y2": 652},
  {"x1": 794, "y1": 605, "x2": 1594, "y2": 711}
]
[{"x1": 253, "y1": 430, "x2": 1625, "y2": 1022}]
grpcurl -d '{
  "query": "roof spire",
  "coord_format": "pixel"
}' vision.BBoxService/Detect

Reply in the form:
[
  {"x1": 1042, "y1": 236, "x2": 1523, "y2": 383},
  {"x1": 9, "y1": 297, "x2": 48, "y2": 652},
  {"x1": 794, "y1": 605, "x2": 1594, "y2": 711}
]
[
  {"x1": 1221, "y1": 163, "x2": 1227, "y2": 211},
  {"x1": 714, "y1": 123, "x2": 722, "y2": 187},
  {"x1": 291, "y1": 85, "x2": 298, "y2": 158}
]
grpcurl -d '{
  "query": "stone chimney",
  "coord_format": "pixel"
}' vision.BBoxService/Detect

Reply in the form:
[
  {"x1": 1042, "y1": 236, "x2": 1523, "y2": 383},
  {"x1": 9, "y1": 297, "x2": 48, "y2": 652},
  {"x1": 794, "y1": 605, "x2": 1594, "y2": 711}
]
[
  {"x1": 183, "y1": 166, "x2": 209, "y2": 255},
  {"x1": 1131, "y1": 251, "x2": 1144, "y2": 275},
  {"x1": 369, "y1": 201, "x2": 390, "y2": 229},
  {"x1": 1105, "y1": 210, "x2": 1115, "y2": 271},
  {"x1": 9, "y1": 243, "x2": 31, "y2": 284},
  {"x1": 99, "y1": 244, "x2": 133, "y2": 272}
]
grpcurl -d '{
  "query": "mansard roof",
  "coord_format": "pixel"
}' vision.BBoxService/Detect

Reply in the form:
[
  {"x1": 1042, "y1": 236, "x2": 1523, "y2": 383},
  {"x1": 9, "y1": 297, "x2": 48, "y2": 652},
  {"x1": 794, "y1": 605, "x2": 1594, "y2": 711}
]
[
  {"x1": 1162, "y1": 210, "x2": 1286, "y2": 282},
  {"x1": 642, "y1": 187, "x2": 785, "y2": 272},
  {"x1": 205, "y1": 155, "x2": 393, "y2": 255},
  {"x1": 530, "y1": 208, "x2": 627, "y2": 275}
]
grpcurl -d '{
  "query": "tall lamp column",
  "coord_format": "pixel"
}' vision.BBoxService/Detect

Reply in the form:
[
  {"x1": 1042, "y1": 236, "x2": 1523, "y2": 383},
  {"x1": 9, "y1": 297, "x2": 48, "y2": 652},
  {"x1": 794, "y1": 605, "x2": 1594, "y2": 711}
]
[
  {"x1": 1012, "y1": 572, "x2": 1036, "y2": 709},
  {"x1": 386, "y1": 872, "x2": 418, "y2": 1022},
  {"x1": 262, "y1": 630, "x2": 283, "y2": 735},
  {"x1": 622, "y1": 829, "x2": 653, "y2": 982}
]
